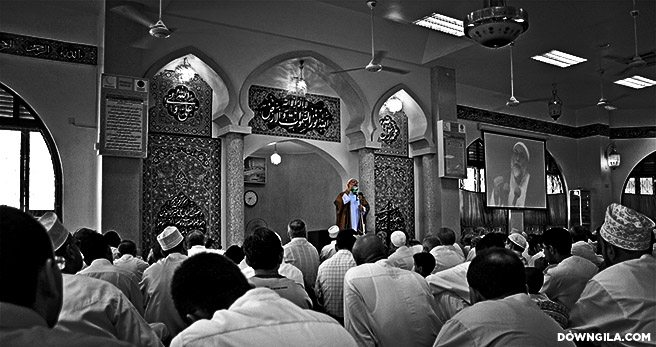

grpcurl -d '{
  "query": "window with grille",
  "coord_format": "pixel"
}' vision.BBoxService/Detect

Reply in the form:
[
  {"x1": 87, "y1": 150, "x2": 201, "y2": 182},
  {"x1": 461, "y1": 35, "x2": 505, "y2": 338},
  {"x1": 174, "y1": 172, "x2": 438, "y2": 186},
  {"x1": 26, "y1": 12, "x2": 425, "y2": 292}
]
[
  {"x1": 459, "y1": 138, "x2": 564, "y2": 195},
  {"x1": 0, "y1": 84, "x2": 62, "y2": 218},
  {"x1": 623, "y1": 152, "x2": 655, "y2": 195}
]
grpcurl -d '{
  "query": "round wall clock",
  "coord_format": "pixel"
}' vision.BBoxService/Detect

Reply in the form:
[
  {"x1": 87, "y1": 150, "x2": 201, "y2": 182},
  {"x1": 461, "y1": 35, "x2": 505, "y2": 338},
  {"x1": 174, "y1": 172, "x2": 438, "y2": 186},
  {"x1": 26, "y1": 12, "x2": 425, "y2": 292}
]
[{"x1": 244, "y1": 190, "x2": 258, "y2": 207}]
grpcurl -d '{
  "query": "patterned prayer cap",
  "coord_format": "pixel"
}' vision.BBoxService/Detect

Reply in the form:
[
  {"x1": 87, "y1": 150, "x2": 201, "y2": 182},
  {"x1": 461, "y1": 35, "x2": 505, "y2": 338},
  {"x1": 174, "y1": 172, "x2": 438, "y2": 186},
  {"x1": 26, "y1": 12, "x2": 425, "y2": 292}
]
[{"x1": 600, "y1": 203, "x2": 654, "y2": 251}]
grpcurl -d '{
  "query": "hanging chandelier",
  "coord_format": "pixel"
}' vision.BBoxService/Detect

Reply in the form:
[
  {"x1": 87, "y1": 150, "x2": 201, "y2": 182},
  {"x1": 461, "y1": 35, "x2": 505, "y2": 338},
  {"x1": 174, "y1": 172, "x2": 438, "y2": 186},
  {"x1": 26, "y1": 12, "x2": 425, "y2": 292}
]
[
  {"x1": 175, "y1": 57, "x2": 195, "y2": 83},
  {"x1": 288, "y1": 60, "x2": 307, "y2": 97},
  {"x1": 464, "y1": 0, "x2": 529, "y2": 48}
]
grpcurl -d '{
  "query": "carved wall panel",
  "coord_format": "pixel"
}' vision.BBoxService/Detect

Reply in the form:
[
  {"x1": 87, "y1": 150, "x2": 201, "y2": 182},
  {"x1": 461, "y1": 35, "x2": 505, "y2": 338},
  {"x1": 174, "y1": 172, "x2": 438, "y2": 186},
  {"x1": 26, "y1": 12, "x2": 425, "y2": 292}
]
[
  {"x1": 248, "y1": 85, "x2": 341, "y2": 142},
  {"x1": 142, "y1": 134, "x2": 220, "y2": 256},
  {"x1": 149, "y1": 71, "x2": 212, "y2": 137},
  {"x1": 374, "y1": 155, "x2": 415, "y2": 247},
  {"x1": 376, "y1": 110, "x2": 408, "y2": 157}
]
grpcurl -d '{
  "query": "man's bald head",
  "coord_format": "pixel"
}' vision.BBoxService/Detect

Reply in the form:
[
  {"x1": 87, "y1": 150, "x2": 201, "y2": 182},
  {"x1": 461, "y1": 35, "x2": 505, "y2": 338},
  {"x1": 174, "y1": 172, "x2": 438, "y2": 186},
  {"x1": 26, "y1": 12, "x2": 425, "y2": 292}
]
[{"x1": 352, "y1": 234, "x2": 386, "y2": 265}]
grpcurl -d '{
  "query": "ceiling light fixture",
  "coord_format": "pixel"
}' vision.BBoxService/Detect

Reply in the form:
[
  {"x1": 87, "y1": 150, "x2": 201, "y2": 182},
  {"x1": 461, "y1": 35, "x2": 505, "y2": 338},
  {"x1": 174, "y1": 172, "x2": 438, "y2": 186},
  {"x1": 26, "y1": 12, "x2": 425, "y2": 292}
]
[
  {"x1": 614, "y1": 75, "x2": 656, "y2": 89},
  {"x1": 464, "y1": 0, "x2": 529, "y2": 49},
  {"x1": 548, "y1": 83, "x2": 563, "y2": 121},
  {"x1": 531, "y1": 50, "x2": 587, "y2": 68},
  {"x1": 413, "y1": 13, "x2": 465, "y2": 37},
  {"x1": 288, "y1": 60, "x2": 307, "y2": 97},
  {"x1": 270, "y1": 143, "x2": 281, "y2": 166},
  {"x1": 384, "y1": 96, "x2": 403, "y2": 113},
  {"x1": 175, "y1": 57, "x2": 195, "y2": 83}
]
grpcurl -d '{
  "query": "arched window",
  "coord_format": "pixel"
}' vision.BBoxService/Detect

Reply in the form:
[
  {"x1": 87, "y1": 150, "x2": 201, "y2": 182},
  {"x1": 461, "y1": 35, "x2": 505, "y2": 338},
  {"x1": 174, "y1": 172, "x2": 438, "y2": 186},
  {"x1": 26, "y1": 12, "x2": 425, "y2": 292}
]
[
  {"x1": 459, "y1": 138, "x2": 565, "y2": 194},
  {"x1": 622, "y1": 152, "x2": 655, "y2": 221},
  {"x1": 0, "y1": 83, "x2": 63, "y2": 219}
]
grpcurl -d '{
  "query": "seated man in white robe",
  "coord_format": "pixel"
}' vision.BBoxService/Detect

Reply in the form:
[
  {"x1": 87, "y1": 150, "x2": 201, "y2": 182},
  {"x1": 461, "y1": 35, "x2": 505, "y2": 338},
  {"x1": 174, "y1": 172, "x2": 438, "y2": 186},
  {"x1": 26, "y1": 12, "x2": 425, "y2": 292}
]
[
  {"x1": 569, "y1": 203, "x2": 655, "y2": 346},
  {"x1": 434, "y1": 248, "x2": 575, "y2": 347},
  {"x1": 170, "y1": 252, "x2": 357, "y2": 347}
]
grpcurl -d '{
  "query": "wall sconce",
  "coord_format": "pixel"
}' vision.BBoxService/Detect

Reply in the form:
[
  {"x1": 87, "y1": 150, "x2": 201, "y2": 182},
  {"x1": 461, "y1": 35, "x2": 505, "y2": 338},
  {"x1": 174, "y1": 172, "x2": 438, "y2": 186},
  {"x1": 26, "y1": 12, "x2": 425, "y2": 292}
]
[
  {"x1": 606, "y1": 143, "x2": 621, "y2": 169},
  {"x1": 270, "y1": 143, "x2": 281, "y2": 165},
  {"x1": 175, "y1": 57, "x2": 195, "y2": 83}
]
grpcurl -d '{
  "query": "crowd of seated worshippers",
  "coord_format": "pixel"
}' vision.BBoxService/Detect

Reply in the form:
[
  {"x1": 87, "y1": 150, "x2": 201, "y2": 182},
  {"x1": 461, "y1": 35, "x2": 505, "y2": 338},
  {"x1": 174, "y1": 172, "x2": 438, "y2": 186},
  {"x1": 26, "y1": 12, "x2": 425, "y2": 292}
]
[{"x1": 1, "y1": 202, "x2": 654, "y2": 347}]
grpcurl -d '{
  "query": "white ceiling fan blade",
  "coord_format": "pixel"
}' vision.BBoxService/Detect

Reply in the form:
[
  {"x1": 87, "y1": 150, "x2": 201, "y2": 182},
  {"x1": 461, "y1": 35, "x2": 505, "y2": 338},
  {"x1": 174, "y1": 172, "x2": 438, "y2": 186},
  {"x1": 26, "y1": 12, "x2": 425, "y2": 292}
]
[{"x1": 110, "y1": 3, "x2": 153, "y2": 27}]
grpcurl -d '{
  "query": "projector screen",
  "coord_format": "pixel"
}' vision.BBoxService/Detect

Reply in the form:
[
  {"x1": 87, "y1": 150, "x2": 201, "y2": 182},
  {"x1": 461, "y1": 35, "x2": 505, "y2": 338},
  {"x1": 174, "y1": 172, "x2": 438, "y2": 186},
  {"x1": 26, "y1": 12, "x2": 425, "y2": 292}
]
[{"x1": 484, "y1": 132, "x2": 547, "y2": 209}]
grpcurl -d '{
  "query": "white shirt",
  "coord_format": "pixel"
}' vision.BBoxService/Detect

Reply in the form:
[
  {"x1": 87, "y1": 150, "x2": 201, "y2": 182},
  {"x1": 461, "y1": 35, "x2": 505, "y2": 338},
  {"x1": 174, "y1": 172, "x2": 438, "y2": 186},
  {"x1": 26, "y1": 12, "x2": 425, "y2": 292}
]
[
  {"x1": 425, "y1": 261, "x2": 471, "y2": 322},
  {"x1": 570, "y1": 241, "x2": 603, "y2": 267},
  {"x1": 186, "y1": 245, "x2": 223, "y2": 257},
  {"x1": 141, "y1": 253, "x2": 188, "y2": 338},
  {"x1": 569, "y1": 254, "x2": 656, "y2": 347},
  {"x1": 508, "y1": 172, "x2": 530, "y2": 206},
  {"x1": 77, "y1": 258, "x2": 144, "y2": 315},
  {"x1": 0, "y1": 302, "x2": 135, "y2": 347},
  {"x1": 434, "y1": 294, "x2": 575, "y2": 347},
  {"x1": 344, "y1": 260, "x2": 442, "y2": 347},
  {"x1": 540, "y1": 255, "x2": 597, "y2": 311},
  {"x1": 57, "y1": 274, "x2": 163, "y2": 347},
  {"x1": 170, "y1": 288, "x2": 357, "y2": 347},
  {"x1": 430, "y1": 245, "x2": 465, "y2": 274},
  {"x1": 114, "y1": 254, "x2": 149, "y2": 280},
  {"x1": 386, "y1": 246, "x2": 415, "y2": 270}
]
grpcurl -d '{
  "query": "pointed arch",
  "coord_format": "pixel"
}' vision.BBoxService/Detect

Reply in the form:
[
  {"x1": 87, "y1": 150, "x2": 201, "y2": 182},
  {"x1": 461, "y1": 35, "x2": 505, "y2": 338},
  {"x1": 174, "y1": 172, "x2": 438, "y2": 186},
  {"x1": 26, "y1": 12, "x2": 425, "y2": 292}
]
[
  {"x1": 239, "y1": 50, "x2": 369, "y2": 148},
  {"x1": 143, "y1": 46, "x2": 237, "y2": 125},
  {"x1": 371, "y1": 85, "x2": 432, "y2": 151}
]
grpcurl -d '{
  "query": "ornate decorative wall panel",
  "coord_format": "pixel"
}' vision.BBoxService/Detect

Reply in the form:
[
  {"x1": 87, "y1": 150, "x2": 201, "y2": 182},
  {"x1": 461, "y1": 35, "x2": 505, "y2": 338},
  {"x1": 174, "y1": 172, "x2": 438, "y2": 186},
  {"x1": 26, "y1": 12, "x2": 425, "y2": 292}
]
[
  {"x1": 248, "y1": 85, "x2": 341, "y2": 142},
  {"x1": 142, "y1": 134, "x2": 220, "y2": 256},
  {"x1": 376, "y1": 110, "x2": 409, "y2": 157},
  {"x1": 149, "y1": 71, "x2": 212, "y2": 137},
  {"x1": 0, "y1": 32, "x2": 97, "y2": 65},
  {"x1": 374, "y1": 155, "x2": 415, "y2": 246}
]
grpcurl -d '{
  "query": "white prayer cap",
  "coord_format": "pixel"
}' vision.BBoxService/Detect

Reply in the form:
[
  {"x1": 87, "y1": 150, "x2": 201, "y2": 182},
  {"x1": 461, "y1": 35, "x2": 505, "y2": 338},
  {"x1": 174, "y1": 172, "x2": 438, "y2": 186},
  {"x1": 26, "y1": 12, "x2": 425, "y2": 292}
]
[
  {"x1": 391, "y1": 230, "x2": 406, "y2": 247},
  {"x1": 38, "y1": 212, "x2": 69, "y2": 252},
  {"x1": 158, "y1": 226, "x2": 184, "y2": 251},
  {"x1": 328, "y1": 225, "x2": 340, "y2": 238}
]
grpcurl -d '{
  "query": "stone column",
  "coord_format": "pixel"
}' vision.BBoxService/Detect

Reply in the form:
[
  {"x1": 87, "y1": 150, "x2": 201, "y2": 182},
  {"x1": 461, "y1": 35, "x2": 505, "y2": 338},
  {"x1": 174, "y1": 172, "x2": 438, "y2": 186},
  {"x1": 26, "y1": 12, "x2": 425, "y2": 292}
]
[
  {"x1": 358, "y1": 147, "x2": 376, "y2": 234},
  {"x1": 421, "y1": 153, "x2": 440, "y2": 236},
  {"x1": 430, "y1": 66, "x2": 461, "y2": 238},
  {"x1": 218, "y1": 125, "x2": 251, "y2": 247}
]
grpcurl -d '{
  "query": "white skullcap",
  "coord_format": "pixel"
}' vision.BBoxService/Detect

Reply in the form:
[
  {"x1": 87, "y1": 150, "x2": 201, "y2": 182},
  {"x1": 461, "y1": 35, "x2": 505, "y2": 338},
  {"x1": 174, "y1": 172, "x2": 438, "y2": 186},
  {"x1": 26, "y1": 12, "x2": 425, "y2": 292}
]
[
  {"x1": 158, "y1": 226, "x2": 184, "y2": 251},
  {"x1": 391, "y1": 230, "x2": 406, "y2": 247}
]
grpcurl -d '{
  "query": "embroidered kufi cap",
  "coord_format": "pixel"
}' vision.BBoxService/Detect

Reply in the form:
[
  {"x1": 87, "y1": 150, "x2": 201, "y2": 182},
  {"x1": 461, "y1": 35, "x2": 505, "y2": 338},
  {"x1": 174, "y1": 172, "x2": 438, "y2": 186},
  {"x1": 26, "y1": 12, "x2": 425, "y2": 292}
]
[
  {"x1": 600, "y1": 203, "x2": 654, "y2": 251},
  {"x1": 508, "y1": 233, "x2": 527, "y2": 250},
  {"x1": 158, "y1": 226, "x2": 184, "y2": 251}
]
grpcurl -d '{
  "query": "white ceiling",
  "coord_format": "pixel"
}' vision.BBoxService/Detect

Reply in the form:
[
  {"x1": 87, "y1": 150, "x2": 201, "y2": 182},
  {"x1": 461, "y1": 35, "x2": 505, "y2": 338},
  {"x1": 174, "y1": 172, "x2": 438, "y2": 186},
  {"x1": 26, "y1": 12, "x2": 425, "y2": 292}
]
[{"x1": 124, "y1": 0, "x2": 656, "y2": 120}]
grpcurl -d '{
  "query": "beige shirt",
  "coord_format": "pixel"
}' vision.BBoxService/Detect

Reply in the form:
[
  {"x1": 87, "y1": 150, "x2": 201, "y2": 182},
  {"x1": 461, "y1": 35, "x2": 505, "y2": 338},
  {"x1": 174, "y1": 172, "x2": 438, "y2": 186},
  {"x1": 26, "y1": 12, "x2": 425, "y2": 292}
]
[
  {"x1": 344, "y1": 260, "x2": 442, "y2": 347},
  {"x1": 569, "y1": 254, "x2": 656, "y2": 347},
  {"x1": 540, "y1": 255, "x2": 597, "y2": 311}
]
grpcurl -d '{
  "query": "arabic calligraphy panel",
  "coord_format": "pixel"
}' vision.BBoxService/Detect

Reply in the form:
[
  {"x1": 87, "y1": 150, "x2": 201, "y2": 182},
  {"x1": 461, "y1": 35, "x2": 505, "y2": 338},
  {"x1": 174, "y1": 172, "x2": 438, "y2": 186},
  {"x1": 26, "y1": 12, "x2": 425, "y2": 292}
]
[
  {"x1": 149, "y1": 70, "x2": 212, "y2": 137},
  {"x1": 142, "y1": 134, "x2": 221, "y2": 256},
  {"x1": 248, "y1": 85, "x2": 340, "y2": 142},
  {"x1": 374, "y1": 155, "x2": 415, "y2": 247},
  {"x1": 376, "y1": 110, "x2": 408, "y2": 157},
  {"x1": 0, "y1": 32, "x2": 97, "y2": 65}
]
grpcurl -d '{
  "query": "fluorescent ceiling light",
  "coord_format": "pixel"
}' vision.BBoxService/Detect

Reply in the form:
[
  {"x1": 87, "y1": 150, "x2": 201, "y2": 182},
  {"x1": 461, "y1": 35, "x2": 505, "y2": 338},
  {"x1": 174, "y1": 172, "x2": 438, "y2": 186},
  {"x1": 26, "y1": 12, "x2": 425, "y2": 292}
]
[
  {"x1": 414, "y1": 13, "x2": 464, "y2": 37},
  {"x1": 531, "y1": 50, "x2": 587, "y2": 68},
  {"x1": 614, "y1": 75, "x2": 656, "y2": 89}
]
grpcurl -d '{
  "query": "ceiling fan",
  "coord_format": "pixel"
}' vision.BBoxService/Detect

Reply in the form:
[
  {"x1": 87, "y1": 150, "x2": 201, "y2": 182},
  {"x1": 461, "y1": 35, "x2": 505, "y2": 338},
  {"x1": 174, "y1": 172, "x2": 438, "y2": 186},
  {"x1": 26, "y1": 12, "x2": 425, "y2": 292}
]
[
  {"x1": 595, "y1": 69, "x2": 626, "y2": 111},
  {"x1": 110, "y1": 0, "x2": 174, "y2": 42},
  {"x1": 606, "y1": 0, "x2": 655, "y2": 75},
  {"x1": 330, "y1": 0, "x2": 409, "y2": 75}
]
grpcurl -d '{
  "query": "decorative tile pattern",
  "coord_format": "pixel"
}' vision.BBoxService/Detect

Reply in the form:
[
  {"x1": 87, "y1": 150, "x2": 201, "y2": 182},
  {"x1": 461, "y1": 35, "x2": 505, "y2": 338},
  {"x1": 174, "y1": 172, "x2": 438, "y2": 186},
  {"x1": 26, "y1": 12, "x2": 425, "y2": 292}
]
[
  {"x1": 149, "y1": 71, "x2": 212, "y2": 137},
  {"x1": 248, "y1": 85, "x2": 341, "y2": 142},
  {"x1": 224, "y1": 133, "x2": 246, "y2": 246},
  {"x1": 0, "y1": 32, "x2": 97, "y2": 65},
  {"x1": 142, "y1": 134, "x2": 221, "y2": 256},
  {"x1": 374, "y1": 155, "x2": 415, "y2": 246},
  {"x1": 376, "y1": 110, "x2": 409, "y2": 157},
  {"x1": 457, "y1": 105, "x2": 655, "y2": 139}
]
